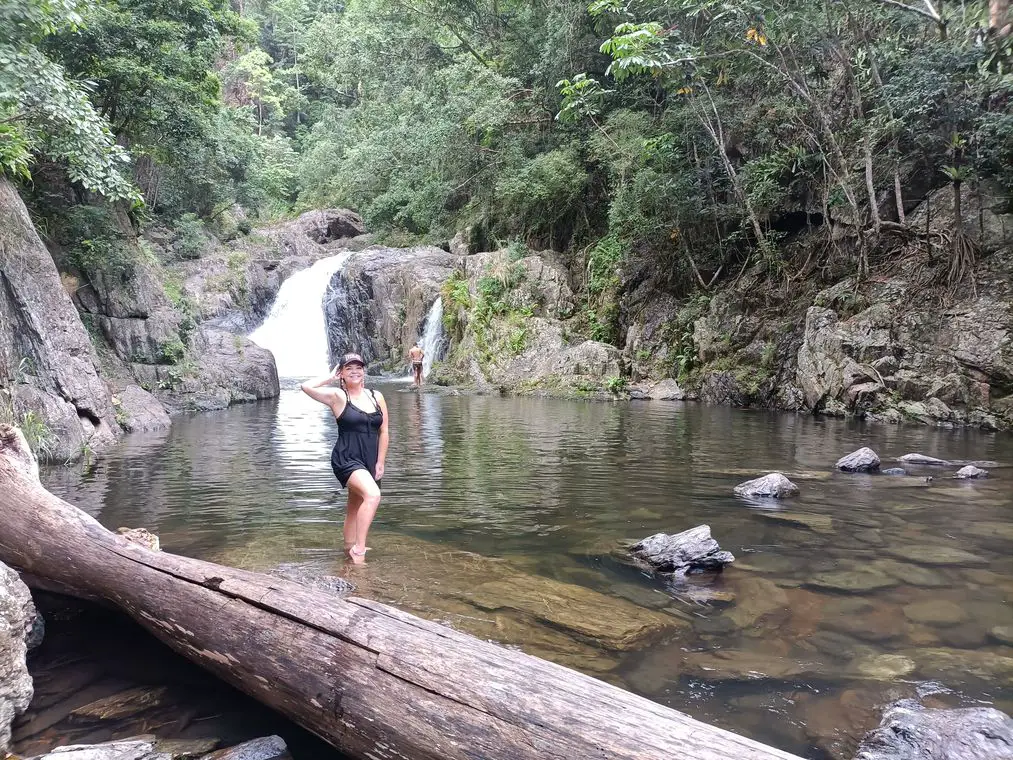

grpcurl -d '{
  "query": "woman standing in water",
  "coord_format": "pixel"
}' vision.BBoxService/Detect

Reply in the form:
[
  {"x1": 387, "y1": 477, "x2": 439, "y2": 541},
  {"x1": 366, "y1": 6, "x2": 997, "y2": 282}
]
[{"x1": 301, "y1": 352, "x2": 388, "y2": 562}]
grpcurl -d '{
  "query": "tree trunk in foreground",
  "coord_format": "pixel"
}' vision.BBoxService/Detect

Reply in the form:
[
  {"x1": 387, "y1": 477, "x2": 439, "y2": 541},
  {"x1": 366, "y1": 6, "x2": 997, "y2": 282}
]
[{"x1": 0, "y1": 425, "x2": 802, "y2": 760}]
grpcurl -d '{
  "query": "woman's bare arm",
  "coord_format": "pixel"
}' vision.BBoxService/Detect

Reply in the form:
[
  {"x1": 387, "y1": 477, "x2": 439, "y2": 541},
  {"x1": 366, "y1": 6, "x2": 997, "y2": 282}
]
[
  {"x1": 301, "y1": 368, "x2": 342, "y2": 411},
  {"x1": 375, "y1": 391, "x2": 390, "y2": 479}
]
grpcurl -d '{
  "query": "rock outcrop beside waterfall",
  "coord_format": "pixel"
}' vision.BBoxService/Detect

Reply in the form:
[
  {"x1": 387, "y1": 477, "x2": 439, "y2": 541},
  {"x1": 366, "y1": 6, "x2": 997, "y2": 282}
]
[
  {"x1": 0, "y1": 178, "x2": 120, "y2": 462},
  {"x1": 322, "y1": 245, "x2": 459, "y2": 368},
  {"x1": 433, "y1": 249, "x2": 622, "y2": 391}
]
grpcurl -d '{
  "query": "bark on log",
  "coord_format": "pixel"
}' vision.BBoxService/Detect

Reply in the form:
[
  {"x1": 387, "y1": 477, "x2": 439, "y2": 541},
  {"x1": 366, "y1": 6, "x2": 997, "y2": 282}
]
[{"x1": 0, "y1": 425, "x2": 803, "y2": 760}]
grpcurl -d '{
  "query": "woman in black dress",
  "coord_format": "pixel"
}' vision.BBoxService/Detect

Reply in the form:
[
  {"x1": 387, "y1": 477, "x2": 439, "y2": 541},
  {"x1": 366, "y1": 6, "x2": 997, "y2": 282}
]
[{"x1": 301, "y1": 352, "x2": 389, "y2": 562}]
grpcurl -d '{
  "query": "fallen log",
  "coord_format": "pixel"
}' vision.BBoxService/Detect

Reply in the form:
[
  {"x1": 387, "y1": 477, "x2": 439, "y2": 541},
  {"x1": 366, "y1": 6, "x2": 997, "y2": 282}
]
[{"x1": 0, "y1": 425, "x2": 803, "y2": 760}]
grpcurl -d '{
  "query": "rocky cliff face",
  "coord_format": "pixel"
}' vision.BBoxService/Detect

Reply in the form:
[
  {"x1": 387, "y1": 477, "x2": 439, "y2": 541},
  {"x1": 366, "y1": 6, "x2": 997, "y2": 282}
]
[
  {"x1": 0, "y1": 178, "x2": 120, "y2": 461},
  {"x1": 622, "y1": 184, "x2": 1013, "y2": 429}
]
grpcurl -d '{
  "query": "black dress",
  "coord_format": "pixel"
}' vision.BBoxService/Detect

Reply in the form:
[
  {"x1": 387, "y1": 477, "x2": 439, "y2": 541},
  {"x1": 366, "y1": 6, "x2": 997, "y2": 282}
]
[{"x1": 330, "y1": 389, "x2": 383, "y2": 487}]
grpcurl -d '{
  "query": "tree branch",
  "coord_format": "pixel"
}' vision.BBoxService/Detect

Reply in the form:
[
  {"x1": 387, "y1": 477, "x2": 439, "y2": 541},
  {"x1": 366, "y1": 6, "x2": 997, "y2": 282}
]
[{"x1": 873, "y1": 0, "x2": 941, "y2": 23}]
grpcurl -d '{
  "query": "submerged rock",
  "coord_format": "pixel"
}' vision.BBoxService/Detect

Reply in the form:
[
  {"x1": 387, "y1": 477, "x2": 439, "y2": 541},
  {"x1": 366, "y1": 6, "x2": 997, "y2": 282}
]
[
  {"x1": 628, "y1": 525, "x2": 735, "y2": 576},
  {"x1": 991, "y1": 626, "x2": 1013, "y2": 646},
  {"x1": 850, "y1": 654, "x2": 918, "y2": 681},
  {"x1": 270, "y1": 563, "x2": 354, "y2": 595},
  {"x1": 807, "y1": 568, "x2": 897, "y2": 593},
  {"x1": 870, "y1": 560, "x2": 949, "y2": 588},
  {"x1": 754, "y1": 511, "x2": 833, "y2": 534},
  {"x1": 886, "y1": 545, "x2": 988, "y2": 567},
  {"x1": 898, "y1": 453, "x2": 951, "y2": 466},
  {"x1": 954, "y1": 465, "x2": 989, "y2": 479},
  {"x1": 904, "y1": 648, "x2": 1013, "y2": 684},
  {"x1": 734, "y1": 473, "x2": 800, "y2": 498},
  {"x1": 854, "y1": 700, "x2": 1013, "y2": 760},
  {"x1": 463, "y1": 575, "x2": 679, "y2": 651},
  {"x1": 682, "y1": 649, "x2": 824, "y2": 681},
  {"x1": 902, "y1": 600, "x2": 967, "y2": 627},
  {"x1": 836, "y1": 448, "x2": 881, "y2": 472},
  {"x1": 882, "y1": 468, "x2": 908, "y2": 476}
]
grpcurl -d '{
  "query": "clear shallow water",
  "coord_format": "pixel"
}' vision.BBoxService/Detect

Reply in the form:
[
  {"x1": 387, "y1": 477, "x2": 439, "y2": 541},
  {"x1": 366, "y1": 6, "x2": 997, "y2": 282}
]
[{"x1": 42, "y1": 385, "x2": 1013, "y2": 759}]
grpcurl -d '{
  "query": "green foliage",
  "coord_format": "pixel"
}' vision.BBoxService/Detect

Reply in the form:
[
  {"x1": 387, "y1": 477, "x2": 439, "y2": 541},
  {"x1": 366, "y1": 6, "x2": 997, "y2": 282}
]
[
  {"x1": 605, "y1": 375, "x2": 627, "y2": 394},
  {"x1": 44, "y1": 0, "x2": 250, "y2": 209},
  {"x1": 0, "y1": 0, "x2": 137, "y2": 199},
  {"x1": 492, "y1": 149, "x2": 589, "y2": 242},
  {"x1": 173, "y1": 213, "x2": 207, "y2": 260},
  {"x1": 0, "y1": 122, "x2": 32, "y2": 181},
  {"x1": 441, "y1": 270, "x2": 472, "y2": 338},
  {"x1": 584, "y1": 235, "x2": 624, "y2": 344},
  {"x1": 157, "y1": 338, "x2": 186, "y2": 365},
  {"x1": 0, "y1": 359, "x2": 56, "y2": 459},
  {"x1": 58, "y1": 205, "x2": 134, "y2": 278}
]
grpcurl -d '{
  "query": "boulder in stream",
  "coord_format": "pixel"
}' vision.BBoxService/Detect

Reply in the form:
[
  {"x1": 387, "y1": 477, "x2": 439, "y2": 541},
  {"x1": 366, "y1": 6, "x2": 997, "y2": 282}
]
[
  {"x1": 629, "y1": 525, "x2": 735, "y2": 576},
  {"x1": 954, "y1": 465, "x2": 989, "y2": 479},
  {"x1": 854, "y1": 699, "x2": 1013, "y2": 760},
  {"x1": 836, "y1": 447, "x2": 881, "y2": 472},
  {"x1": 897, "y1": 454, "x2": 951, "y2": 466},
  {"x1": 733, "y1": 473, "x2": 800, "y2": 498}
]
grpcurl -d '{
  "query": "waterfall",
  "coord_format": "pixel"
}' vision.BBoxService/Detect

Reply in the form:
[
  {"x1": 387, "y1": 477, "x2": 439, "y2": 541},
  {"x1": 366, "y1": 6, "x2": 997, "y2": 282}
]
[
  {"x1": 249, "y1": 252, "x2": 352, "y2": 378},
  {"x1": 418, "y1": 297, "x2": 447, "y2": 378}
]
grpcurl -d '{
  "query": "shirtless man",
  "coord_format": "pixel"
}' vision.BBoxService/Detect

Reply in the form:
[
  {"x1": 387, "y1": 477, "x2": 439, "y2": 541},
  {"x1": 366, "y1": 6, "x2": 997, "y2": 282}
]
[{"x1": 408, "y1": 343, "x2": 425, "y2": 387}]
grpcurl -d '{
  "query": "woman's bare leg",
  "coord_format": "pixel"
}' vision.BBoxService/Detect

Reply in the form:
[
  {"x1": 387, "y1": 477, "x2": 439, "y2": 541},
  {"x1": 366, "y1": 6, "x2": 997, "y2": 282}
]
[
  {"x1": 344, "y1": 489, "x2": 363, "y2": 554},
  {"x1": 345, "y1": 469, "x2": 381, "y2": 561}
]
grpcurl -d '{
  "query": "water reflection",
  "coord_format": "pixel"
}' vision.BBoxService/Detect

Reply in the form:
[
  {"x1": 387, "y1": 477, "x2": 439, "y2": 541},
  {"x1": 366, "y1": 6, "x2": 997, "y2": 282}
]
[{"x1": 42, "y1": 390, "x2": 1013, "y2": 758}]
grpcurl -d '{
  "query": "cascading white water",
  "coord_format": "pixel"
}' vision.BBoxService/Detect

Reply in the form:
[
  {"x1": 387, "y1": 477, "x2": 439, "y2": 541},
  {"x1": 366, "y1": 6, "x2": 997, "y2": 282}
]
[
  {"x1": 249, "y1": 252, "x2": 352, "y2": 378},
  {"x1": 418, "y1": 297, "x2": 446, "y2": 378}
]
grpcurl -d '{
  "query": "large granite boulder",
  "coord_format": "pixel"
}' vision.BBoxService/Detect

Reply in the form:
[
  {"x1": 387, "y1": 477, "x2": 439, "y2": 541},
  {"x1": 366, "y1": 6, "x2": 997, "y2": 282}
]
[
  {"x1": 1, "y1": 561, "x2": 37, "y2": 752},
  {"x1": 734, "y1": 473, "x2": 800, "y2": 498},
  {"x1": 629, "y1": 525, "x2": 735, "y2": 576},
  {"x1": 297, "y1": 209, "x2": 365, "y2": 244},
  {"x1": 954, "y1": 465, "x2": 989, "y2": 479},
  {"x1": 854, "y1": 700, "x2": 1013, "y2": 760},
  {"x1": 0, "y1": 178, "x2": 120, "y2": 462},
  {"x1": 837, "y1": 447, "x2": 881, "y2": 472},
  {"x1": 113, "y1": 385, "x2": 171, "y2": 433}
]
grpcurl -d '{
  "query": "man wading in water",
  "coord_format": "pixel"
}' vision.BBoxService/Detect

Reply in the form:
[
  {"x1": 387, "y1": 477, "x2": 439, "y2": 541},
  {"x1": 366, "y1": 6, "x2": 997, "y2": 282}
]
[
  {"x1": 301, "y1": 353, "x2": 388, "y2": 563},
  {"x1": 408, "y1": 343, "x2": 425, "y2": 388}
]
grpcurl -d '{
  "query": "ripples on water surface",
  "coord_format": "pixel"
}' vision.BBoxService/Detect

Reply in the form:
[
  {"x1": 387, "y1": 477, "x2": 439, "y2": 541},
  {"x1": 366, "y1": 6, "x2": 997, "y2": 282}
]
[{"x1": 42, "y1": 384, "x2": 1013, "y2": 758}]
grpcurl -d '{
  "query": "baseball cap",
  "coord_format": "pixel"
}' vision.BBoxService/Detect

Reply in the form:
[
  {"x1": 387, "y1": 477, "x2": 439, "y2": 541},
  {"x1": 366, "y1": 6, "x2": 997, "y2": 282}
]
[{"x1": 337, "y1": 352, "x2": 365, "y2": 368}]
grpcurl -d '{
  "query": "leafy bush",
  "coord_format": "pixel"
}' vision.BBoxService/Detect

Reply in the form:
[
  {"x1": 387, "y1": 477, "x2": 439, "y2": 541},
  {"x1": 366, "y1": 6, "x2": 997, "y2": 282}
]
[{"x1": 173, "y1": 213, "x2": 207, "y2": 260}]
